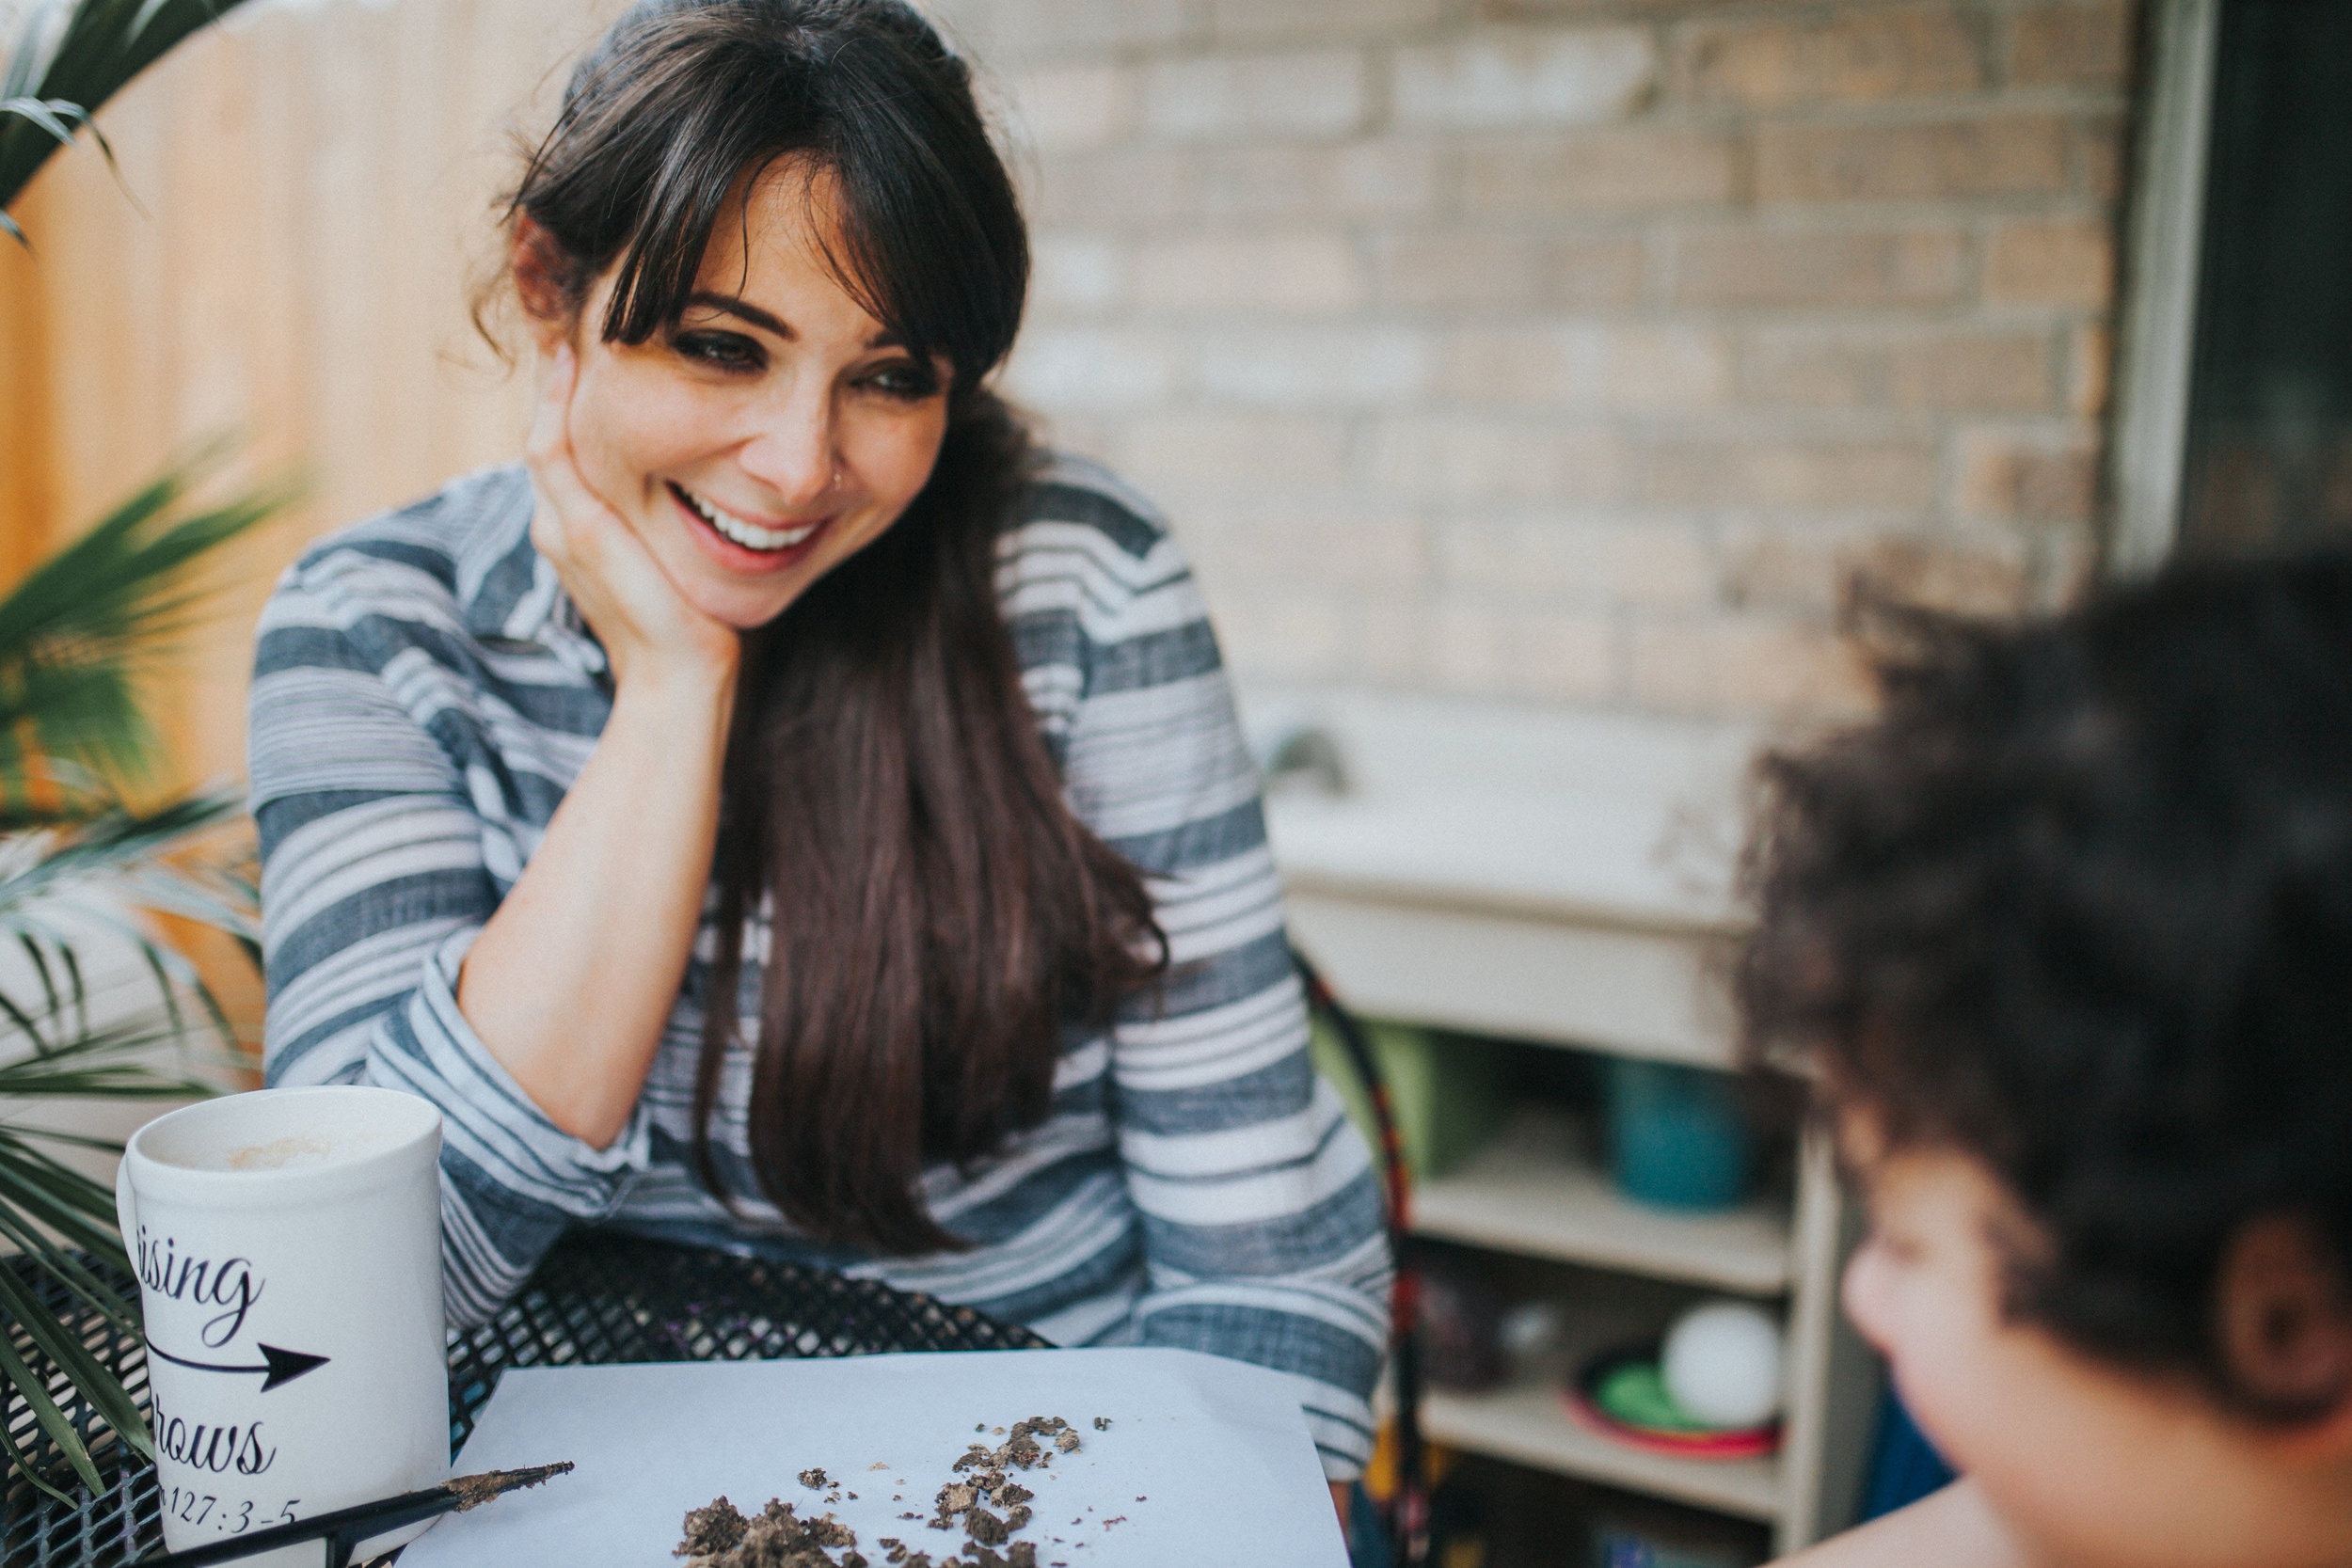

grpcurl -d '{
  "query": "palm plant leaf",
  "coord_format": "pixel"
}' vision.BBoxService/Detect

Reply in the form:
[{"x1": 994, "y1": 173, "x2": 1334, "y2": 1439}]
[
  {"x1": 1, "y1": 1237, "x2": 154, "y2": 1497},
  {"x1": 0, "y1": 0, "x2": 257, "y2": 223},
  {"x1": 0, "y1": 1291, "x2": 108, "y2": 1500},
  {"x1": 0, "y1": 791, "x2": 251, "y2": 915},
  {"x1": 0, "y1": 833, "x2": 255, "y2": 1497},
  {"x1": 0, "y1": 446, "x2": 280, "y2": 1496},
  {"x1": 0, "y1": 507, "x2": 278, "y2": 1495},
  {"x1": 0, "y1": 1012, "x2": 224, "y2": 1325},
  {"x1": 0, "y1": 999, "x2": 226, "y2": 1494},
  {"x1": 0, "y1": 461, "x2": 284, "y2": 816},
  {"x1": 0, "y1": 94, "x2": 109, "y2": 171}
]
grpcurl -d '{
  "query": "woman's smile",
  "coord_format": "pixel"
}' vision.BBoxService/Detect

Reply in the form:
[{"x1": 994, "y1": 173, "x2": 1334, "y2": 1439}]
[{"x1": 666, "y1": 481, "x2": 832, "y2": 571}]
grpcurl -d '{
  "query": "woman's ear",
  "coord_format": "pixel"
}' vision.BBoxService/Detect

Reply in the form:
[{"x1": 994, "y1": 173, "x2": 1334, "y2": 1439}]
[
  {"x1": 2217, "y1": 1213, "x2": 2352, "y2": 1423},
  {"x1": 511, "y1": 214, "x2": 578, "y2": 355}
]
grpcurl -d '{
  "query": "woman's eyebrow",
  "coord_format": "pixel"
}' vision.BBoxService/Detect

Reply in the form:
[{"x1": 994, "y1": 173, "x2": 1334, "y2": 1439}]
[
  {"x1": 683, "y1": 291, "x2": 790, "y2": 338},
  {"x1": 681, "y1": 291, "x2": 907, "y2": 352}
]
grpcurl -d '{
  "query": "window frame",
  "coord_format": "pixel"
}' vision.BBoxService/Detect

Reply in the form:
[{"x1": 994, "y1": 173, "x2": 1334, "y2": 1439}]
[{"x1": 2107, "y1": 0, "x2": 2222, "y2": 574}]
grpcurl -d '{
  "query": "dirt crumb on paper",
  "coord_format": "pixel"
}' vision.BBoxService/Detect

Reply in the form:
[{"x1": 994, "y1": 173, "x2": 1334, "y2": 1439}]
[
  {"x1": 679, "y1": 1497, "x2": 748, "y2": 1556},
  {"x1": 675, "y1": 1496, "x2": 861, "y2": 1568},
  {"x1": 685, "y1": 1409, "x2": 1118, "y2": 1568}
]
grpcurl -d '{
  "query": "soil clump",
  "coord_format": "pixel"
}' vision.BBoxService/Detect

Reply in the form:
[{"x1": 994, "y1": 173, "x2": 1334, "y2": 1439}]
[{"x1": 680, "y1": 1415, "x2": 1098, "y2": 1568}]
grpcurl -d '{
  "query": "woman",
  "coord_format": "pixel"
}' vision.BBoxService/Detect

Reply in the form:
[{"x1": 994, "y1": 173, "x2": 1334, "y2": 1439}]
[{"x1": 246, "y1": 0, "x2": 1388, "y2": 1484}]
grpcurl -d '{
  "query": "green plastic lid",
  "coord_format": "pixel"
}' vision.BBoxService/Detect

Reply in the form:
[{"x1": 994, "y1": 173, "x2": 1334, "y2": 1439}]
[{"x1": 1594, "y1": 1359, "x2": 1714, "y2": 1433}]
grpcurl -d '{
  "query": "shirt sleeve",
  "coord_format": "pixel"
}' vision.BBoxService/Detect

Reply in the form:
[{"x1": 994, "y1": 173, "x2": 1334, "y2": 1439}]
[
  {"x1": 1056, "y1": 519, "x2": 1393, "y2": 1481},
  {"x1": 248, "y1": 560, "x2": 651, "y2": 1330}
]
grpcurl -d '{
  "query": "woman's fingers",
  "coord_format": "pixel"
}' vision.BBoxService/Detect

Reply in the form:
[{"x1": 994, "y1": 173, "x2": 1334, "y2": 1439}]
[
  {"x1": 527, "y1": 341, "x2": 576, "y2": 459},
  {"x1": 527, "y1": 344, "x2": 600, "y2": 565},
  {"x1": 518, "y1": 341, "x2": 740, "y2": 686},
  {"x1": 527, "y1": 345, "x2": 639, "y2": 591}
]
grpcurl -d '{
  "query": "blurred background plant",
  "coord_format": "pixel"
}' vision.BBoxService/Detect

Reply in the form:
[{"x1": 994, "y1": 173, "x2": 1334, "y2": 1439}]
[
  {"x1": 1, "y1": 0, "x2": 274, "y2": 1500},
  {"x1": 2, "y1": 0, "x2": 254, "y2": 224}
]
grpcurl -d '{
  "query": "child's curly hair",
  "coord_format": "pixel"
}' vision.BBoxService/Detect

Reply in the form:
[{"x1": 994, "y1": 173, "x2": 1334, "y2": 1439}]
[{"x1": 1739, "y1": 551, "x2": 2352, "y2": 1418}]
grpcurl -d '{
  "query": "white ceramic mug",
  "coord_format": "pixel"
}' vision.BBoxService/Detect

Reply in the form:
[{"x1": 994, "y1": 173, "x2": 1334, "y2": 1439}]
[{"x1": 116, "y1": 1085, "x2": 449, "y2": 1565}]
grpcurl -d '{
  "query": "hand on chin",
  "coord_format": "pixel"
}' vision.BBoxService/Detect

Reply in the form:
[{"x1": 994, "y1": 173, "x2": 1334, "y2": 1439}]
[{"x1": 528, "y1": 344, "x2": 740, "y2": 689}]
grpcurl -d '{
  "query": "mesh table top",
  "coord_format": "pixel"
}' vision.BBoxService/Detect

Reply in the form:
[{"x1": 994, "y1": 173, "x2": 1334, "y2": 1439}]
[{"x1": 3, "y1": 1235, "x2": 1049, "y2": 1568}]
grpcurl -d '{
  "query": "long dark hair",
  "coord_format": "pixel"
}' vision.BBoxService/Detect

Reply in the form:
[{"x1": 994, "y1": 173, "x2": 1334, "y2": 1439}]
[{"x1": 501, "y1": 0, "x2": 1165, "y2": 1253}]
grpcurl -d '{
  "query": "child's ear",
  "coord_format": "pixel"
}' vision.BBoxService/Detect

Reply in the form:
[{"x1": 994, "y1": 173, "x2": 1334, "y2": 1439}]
[{"x1": 2217, "y1": 1213, "x2": 2352, "y2": 1421}]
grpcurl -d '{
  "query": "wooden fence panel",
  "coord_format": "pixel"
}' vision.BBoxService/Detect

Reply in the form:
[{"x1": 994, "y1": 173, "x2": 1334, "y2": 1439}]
[{"x1": 0, "y1": 234, "x2": 50, "y2": 585}]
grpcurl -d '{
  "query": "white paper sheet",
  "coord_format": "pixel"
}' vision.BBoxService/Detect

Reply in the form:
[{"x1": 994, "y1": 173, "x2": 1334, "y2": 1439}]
[{"x1": 398, "y1": 1348, "x2": 1348, "y2": 1567}]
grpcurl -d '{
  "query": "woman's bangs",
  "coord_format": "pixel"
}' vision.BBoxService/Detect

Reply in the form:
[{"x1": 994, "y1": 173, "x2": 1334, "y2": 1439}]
[
  {"x1": 599, "y1": 86, "x2": 794, "y2": 343},
  {"x1": 830, "y1": 145, "x2": 1017, "y2": 387}
]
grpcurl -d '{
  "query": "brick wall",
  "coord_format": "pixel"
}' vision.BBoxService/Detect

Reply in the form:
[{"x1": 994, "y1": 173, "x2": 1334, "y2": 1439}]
[{"x1": 933, "y1": 0, "x2": 2140, "y2": 719}]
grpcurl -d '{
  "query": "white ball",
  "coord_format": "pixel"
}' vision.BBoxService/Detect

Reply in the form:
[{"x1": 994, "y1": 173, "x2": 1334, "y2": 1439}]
[{"x1": 1662, "y1": 1300, "x2": 1784, "y2": 1428}]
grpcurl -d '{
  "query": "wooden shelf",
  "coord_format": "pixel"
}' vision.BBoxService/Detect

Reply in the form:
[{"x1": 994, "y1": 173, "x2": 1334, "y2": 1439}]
[
  {"x1": 1418, "y1": 1368, "x2": 1783, "y2": 1522},
  {"x1": 1414, "y1": 1113, "x2": 1793, "y2": 1295},
  {"x1": 1388, "y1": 1302, "x2": 1784, "y2": 1523}
]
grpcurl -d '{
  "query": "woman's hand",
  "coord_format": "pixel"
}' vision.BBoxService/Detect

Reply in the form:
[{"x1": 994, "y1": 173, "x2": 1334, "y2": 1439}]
[{"x1": 526, "y1": 342, "x2": 739, "y2": 690}]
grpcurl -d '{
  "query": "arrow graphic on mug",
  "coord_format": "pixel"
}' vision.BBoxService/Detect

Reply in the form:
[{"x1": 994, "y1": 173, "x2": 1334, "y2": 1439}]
[{"x1": 147, "y1": 1341, "x2": 331, "y2": 1392}]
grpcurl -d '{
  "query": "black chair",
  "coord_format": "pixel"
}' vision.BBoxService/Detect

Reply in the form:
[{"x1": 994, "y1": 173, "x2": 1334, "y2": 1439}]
[{"x1": 1295, "y1": 947, "x2": 1427, "y2": 1568}]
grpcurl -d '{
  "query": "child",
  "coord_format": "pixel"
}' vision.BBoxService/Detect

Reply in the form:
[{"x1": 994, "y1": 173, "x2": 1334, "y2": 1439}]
[{"x1": 1738, "y1": 554, "x2": 2352, "y2": 1568}]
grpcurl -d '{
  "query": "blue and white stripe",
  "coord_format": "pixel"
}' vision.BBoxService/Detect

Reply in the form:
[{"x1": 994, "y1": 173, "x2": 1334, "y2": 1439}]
[{"x1": 247, "y1": 457, "x2": 1390, "y2": 1476}]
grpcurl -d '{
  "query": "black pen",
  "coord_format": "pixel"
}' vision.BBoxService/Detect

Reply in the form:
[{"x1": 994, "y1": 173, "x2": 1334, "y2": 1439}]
[{"x1": 140, "y1": 1461, "x2": 575, "y2": 1568}]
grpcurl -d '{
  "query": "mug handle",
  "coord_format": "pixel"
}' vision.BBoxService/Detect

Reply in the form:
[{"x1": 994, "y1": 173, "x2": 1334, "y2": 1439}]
[{"x1": 116, "y1": 1146, "x2": 138, "y2": 1271}]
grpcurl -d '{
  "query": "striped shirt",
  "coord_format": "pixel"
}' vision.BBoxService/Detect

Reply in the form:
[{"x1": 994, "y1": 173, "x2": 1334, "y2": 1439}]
[{"x1": 248, "y1": 457, "x2": 1390, "y2": 1477}]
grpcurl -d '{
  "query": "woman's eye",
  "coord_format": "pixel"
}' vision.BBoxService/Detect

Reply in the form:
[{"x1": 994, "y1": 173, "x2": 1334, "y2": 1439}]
[
  {"x1": 863, "y1": 361, "x2": 941, "y2": 402},
  {"x1": 672, "y1": 330, "x2": 764, "y2": 372}
]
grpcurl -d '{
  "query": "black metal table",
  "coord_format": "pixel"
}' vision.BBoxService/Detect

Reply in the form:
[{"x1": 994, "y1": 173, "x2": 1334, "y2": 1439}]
[{"x1": 3, "y1": 1236, "x2": 1049, "y2": 1568}]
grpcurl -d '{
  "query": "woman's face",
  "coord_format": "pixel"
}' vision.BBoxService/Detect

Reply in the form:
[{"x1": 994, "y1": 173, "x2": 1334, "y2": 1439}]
[{"x1": 534, "y1": 164, "x2": 952, "y2": 630}]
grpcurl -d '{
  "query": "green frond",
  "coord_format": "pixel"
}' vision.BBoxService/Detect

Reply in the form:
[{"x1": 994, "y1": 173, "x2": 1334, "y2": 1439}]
[
  {"x1": 0, "y1": 920, "x2": 247, "y2": 1493},
  {"x1": 0, "y1": 458, "x2": 288, "y2": 810},
  {"x1": 0, "y1": 95, "x2": 89, "y2": 157},
  {"x1": 0, "y1": 1136, "x2": 122, "y2": 1259},
  {"x1": 0, "y1": 505, "x2": 278, "y2": 1493},
  {"x1": 0, "y1": 792, "x2": 246, "y2": 901},
  {"x1": 0, "y1": 0, "x2": 258, "y2": 223},
  {"x1": 0, "y1": 1258, "x2": 152, "y2": 1497}
]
